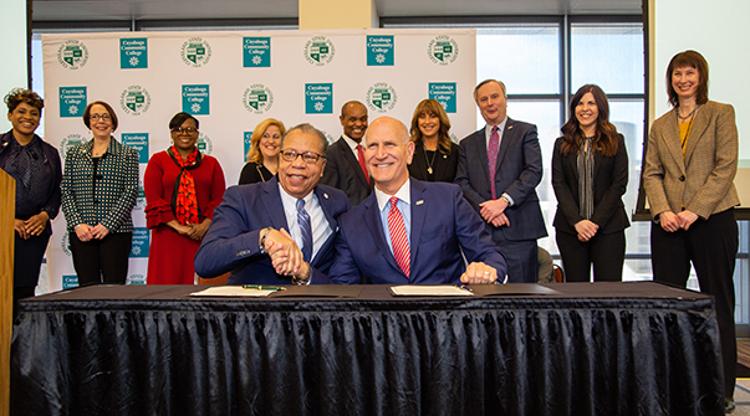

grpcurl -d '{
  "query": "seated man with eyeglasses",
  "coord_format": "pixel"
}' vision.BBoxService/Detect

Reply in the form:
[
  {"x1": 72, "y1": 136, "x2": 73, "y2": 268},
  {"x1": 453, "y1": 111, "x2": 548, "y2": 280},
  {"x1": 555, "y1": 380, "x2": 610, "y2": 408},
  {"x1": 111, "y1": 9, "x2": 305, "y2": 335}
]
[{"x1": 195, "y1": 123, "x2": 350, "y2": 284}]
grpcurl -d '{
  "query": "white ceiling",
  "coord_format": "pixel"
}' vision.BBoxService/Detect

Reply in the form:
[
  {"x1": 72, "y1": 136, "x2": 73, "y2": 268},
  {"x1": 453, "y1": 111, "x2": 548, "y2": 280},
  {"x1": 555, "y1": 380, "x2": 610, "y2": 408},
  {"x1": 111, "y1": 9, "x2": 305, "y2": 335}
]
[{"x1": 32, "y1": 0, "x2": 642, "y2": 23}]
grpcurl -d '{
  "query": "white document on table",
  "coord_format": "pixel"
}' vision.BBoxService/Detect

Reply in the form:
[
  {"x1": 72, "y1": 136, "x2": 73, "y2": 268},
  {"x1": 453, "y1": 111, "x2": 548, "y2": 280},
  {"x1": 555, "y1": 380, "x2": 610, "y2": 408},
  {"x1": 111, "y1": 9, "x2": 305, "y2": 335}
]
[
  {"x1": 189, "y1": 286, "x2": 276, "y2": 297},
  {"x1": 389, "y1": 285, "x2": 474, "y2": 297}
]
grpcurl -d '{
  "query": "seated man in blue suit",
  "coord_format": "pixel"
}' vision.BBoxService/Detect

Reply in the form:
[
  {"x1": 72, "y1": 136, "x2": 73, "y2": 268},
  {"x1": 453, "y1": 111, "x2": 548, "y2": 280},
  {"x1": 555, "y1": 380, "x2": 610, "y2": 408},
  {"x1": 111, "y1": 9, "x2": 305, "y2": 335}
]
[
  {"x1": 328, "y1": 116, "x2": 506, "y2": 285},
  {"x1": 194, "y1": 123, "x2": 349, "y2": 284}
]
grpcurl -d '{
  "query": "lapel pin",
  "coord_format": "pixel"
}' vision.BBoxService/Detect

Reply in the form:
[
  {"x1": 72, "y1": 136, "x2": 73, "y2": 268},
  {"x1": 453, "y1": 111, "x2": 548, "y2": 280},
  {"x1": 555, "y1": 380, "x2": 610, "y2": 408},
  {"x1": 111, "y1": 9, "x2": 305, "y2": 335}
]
[
  {"x1": 323, "y1": 192, "x2": 329, "y2": 199},
  {"x1": 416, "y1": 200, "x2": 424, "y2": 206},
  {"x1": 507, "y1": 125, "x2": 514, "y2": 130}
]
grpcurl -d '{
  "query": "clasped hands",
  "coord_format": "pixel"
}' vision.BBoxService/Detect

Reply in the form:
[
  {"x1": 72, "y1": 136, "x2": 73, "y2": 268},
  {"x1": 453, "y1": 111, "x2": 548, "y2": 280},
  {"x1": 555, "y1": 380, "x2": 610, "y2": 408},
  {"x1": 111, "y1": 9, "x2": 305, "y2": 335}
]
[
  {"x1": 259, "y1": 227, "x2": 310, "y2": 282},
  {"x1": 479, "y1": 197, "x2": 510, "y2": 228},
  {"x1": 14, "y1": 211, "x2": 49, "y2": 240},
  {"x1": 169, "y1": 219, "x2": 212, "y2": 241},
  {"x1": 574, "y1": 219, "x2": 599, "y2": 242},
  {"x1": 658, "y1": 210, "x2": 699, "y2": 232},
  {"x1": 74, "y1": 223, "x2": 110, "y2": 241}
]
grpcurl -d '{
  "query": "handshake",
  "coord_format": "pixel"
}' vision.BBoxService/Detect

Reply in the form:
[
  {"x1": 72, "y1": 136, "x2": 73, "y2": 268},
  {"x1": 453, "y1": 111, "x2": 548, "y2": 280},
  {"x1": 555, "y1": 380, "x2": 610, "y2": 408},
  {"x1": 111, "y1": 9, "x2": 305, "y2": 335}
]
[{"x1": 258, "y1": 227, "x2": 311, "y2": 284}]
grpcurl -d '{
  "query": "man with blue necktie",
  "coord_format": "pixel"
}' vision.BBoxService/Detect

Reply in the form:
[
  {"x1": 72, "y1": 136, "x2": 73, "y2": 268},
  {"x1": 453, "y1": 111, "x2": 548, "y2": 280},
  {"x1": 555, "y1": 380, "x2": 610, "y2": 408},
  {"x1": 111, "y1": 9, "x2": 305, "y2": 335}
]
[
  {"x1": 194, "y1": 123, "x2": 349, "y2": 284},
  {"x1": 328, "y1": 116, "x2": 506, "y2": 284},
  {"x1": 455, "y1": 79, "x2": 547, "y2": 283}
]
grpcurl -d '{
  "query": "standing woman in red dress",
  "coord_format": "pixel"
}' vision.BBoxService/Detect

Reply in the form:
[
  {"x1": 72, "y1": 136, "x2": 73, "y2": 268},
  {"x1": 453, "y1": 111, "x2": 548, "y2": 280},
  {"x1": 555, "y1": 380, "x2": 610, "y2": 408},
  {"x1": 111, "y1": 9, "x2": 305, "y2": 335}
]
[{"x1": 144, "y1": 112, "x2": 225, "y2": 284}]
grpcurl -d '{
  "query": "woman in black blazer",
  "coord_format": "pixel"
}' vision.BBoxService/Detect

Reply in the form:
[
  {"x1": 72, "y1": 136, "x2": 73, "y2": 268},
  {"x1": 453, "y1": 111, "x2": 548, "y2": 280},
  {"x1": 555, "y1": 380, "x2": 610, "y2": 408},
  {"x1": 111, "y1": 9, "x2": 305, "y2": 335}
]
[
  {"x1": 552, "y1": 84, "x2": 629, "y2": 282},
  {"x1": 407, "y1": 99, "x2": 459, "y2": 183}
]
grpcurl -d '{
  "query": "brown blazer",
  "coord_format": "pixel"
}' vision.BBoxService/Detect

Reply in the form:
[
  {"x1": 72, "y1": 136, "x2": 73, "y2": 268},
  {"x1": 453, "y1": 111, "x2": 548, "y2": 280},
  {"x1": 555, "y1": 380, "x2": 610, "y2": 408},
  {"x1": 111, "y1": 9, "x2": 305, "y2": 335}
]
[{"x1": 643, "y1": 100, "x2": 739, "y2": 219}]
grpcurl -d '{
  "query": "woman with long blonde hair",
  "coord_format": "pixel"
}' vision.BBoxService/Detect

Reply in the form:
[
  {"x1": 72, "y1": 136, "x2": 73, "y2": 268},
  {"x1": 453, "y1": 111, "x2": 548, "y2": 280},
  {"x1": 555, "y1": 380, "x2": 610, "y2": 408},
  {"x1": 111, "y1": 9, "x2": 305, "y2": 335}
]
[{"x1": 239, "y1": 118, "x2": 286, "y2": 184}]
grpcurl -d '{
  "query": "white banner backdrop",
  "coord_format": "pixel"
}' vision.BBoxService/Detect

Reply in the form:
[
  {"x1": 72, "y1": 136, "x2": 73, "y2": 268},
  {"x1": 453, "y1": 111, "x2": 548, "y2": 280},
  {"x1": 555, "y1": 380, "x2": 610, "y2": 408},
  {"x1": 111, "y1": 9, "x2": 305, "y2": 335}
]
[{"x1": 40, "y1": 28, "x2": 476, "y2": 291}]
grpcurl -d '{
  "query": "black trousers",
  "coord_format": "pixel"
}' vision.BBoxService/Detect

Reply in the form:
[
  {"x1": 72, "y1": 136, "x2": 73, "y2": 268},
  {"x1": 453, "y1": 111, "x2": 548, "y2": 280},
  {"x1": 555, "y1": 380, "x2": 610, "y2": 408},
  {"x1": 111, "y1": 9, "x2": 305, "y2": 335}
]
[
  {"x1": 651, "y1": 208, "x2": 738, "y2": 398},
  {"x1": 13, "y1": 233, "x2": 50, "y2": 318},
  {"x1": 69, "y1": 232, "x2": 132, "y2": 286},
  {"x1": 556, "y1": 229, "x2": 625, "y2": 282}
]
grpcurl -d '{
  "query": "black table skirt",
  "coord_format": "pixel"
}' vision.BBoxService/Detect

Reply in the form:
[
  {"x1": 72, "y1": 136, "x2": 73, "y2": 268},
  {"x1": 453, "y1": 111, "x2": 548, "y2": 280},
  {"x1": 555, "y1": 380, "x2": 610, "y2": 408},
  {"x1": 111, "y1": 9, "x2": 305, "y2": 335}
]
[{"x1": 11, "y1": 283, "x2": 725, "y2": 415}]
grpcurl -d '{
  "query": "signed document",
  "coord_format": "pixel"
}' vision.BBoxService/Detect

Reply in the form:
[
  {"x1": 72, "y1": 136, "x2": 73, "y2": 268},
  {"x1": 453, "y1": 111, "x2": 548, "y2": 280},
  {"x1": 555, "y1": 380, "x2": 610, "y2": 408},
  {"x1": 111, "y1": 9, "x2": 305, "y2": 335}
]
[
  {"x1": 190, "y1": 286, "x2": 277, "y2": 297},
  {"x1": 389, "y1": 285, "x2": 474, "y2": 297}
]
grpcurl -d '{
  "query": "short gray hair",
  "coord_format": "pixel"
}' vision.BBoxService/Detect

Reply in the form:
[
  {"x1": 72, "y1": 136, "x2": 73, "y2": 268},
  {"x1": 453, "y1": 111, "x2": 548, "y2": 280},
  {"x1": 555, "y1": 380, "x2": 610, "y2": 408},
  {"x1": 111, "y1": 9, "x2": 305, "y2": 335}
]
[{"x1": 282, "y1": 123, "x2": 328, "y2": 153}]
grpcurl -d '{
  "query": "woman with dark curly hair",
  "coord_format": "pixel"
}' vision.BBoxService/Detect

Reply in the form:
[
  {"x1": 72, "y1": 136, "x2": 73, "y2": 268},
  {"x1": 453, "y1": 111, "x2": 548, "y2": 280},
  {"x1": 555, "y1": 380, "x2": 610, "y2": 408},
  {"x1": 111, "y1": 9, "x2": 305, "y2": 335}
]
[
  {"x1": 0, "y1": 88, "x2": 61, "y2": 311},
  {"x1": 407, "y1": 99, "x2": 460, "y2": 183},
  {"x1": 551, "y1": 84, "x2": 629, "y2": 282}
]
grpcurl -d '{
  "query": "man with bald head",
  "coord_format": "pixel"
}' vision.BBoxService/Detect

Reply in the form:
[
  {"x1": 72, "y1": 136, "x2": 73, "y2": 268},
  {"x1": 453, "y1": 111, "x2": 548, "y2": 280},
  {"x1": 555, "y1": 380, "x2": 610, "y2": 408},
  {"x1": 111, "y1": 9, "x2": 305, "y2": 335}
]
[
  {"x1": 320, "y1": 100, "x2": 372, "y2": 205},
  {"x1": 328, "y1": 116, "x2": 507, "y2": 285}
]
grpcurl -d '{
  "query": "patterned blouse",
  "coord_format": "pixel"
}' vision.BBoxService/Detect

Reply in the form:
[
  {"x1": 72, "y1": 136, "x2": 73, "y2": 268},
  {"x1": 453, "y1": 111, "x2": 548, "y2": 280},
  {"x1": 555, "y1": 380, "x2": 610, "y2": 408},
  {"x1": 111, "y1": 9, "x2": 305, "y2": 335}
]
[{"x1": 61, "y1": 137, "x2": 139, "y2": 234}]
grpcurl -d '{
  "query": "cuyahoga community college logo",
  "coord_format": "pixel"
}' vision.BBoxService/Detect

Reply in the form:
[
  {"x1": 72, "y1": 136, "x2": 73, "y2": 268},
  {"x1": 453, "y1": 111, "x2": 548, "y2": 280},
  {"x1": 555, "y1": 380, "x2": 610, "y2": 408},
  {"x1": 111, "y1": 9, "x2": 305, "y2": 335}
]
[
  {"x1": 366, "y1": 83, "x2": 397, "y2": 112},
  {"x1": 120, "y1": 85, "x2": 151, "y2": 115},
  {"x1": 57, "y1": 40, "x2": 89, "y2": 70},
  {"x1": 304, "y1": 36, "x2": 335, "y2": 66},
  {"x1": 60, "y1": 134, "x2": 84, "y2": 159},
  {"x1": 181, "y1": 37, "x2": 212, "y2": 67},
  {"x1": 197, "y1": 133, "x2": 213, "y2": 154},
  {"x1": 428, "y1": 35, "x2": 458, "y2": 65},
  {"x1": 243, "y1": 84, "x2": 273, "y2": 114}
]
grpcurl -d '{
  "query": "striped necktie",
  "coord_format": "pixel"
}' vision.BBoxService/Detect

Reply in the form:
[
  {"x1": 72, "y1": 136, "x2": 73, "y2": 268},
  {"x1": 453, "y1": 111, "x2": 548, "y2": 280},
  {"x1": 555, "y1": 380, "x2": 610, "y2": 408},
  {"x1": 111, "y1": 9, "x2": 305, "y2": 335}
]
[
  {"x1": 387, "y1": 197, "x2": 410, "y2": 279},
  {"x1": 296, "y1": 199, "x2": 313, "y2": 261}
]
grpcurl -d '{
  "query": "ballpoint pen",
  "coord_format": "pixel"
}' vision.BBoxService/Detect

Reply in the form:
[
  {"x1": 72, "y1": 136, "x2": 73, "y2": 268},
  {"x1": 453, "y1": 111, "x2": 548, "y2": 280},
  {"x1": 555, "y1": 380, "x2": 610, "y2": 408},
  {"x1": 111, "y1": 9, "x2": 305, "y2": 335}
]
[{"x1": 242, "y1": 285, "x2": 286, "y2": 291}]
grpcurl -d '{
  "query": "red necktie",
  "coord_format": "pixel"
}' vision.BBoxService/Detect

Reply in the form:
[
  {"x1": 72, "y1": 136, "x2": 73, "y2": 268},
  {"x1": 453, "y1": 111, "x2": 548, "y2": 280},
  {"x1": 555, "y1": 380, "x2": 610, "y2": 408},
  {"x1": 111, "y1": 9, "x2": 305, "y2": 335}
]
[
  {"x1": 356, "y1": 144, "x2": 369, "y2": 185},
  {"x1": 387, "y1": 197, "x2": 410, "y2": 279},
  {"x1": 487, "y1": 126, "x2": 500, "y2": 199}
]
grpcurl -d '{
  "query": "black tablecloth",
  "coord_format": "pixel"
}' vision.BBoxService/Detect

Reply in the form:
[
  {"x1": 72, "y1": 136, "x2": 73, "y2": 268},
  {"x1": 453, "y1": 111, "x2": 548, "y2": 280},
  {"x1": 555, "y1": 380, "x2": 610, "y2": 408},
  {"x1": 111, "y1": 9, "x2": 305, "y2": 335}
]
[{"x1": 11, "y1": 282, "x2": 725, "y2": 415}]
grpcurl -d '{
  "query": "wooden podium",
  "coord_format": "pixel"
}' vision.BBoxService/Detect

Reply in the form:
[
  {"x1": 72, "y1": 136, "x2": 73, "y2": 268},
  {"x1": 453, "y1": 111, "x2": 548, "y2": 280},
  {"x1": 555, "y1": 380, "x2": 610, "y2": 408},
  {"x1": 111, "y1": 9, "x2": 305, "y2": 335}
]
[{"x1": 0, "y1": 169, "x2": 15, "y2": 416}]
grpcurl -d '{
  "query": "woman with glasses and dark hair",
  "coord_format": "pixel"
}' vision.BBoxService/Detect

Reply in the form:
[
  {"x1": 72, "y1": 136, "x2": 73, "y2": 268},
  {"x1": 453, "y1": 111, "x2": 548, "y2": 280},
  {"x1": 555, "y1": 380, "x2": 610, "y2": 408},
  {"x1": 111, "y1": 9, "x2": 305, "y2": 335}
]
[
  {"x1": 0, "y1": 88, "x2": 61, "y2": 311},
  {"x1": 144, "y1": 112, "x2": 225, "y2": 284},
  {"x1": 407, "y1": 99, "x2": 459, "y2": 182},
  {"x1": 61, "y1": 100, "x2": 138, "y2": 286},
  {"x1": 239, "y1": 118, "x2": 285, "y2": 184},
  {"x1": 643, "y1": 50, "x2": 739, "y2": 412},
  {"x1": 551, "y1": 84, "x2": 629, "y2": 282}
]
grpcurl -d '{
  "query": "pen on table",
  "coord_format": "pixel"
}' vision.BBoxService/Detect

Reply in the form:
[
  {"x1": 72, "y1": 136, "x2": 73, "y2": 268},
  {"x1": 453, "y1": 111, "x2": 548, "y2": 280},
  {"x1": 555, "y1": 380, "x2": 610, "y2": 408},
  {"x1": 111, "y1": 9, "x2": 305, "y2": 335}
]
[{"x1": 242, "y1": 285, "x2": 286, "y2": 291}]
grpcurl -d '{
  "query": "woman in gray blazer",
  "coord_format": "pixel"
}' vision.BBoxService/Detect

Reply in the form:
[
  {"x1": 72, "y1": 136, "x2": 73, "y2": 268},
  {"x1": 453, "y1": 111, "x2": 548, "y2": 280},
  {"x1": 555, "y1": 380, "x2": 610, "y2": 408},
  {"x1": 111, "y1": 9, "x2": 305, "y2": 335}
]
[
  {"x1": 61, "y1": 101, "x2": 138, "y2": 286},
  {"x1": 643, "y1": 50, "x2": 739, "y2": 412}
]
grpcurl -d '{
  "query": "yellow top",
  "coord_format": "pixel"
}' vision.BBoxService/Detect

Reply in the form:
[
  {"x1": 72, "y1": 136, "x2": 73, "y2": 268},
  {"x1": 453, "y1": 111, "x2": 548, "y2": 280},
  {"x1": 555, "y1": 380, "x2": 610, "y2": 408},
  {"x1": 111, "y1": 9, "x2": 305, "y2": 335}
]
[{"x1": 679, "y1": 119, "x2": 691, "y2": 155}]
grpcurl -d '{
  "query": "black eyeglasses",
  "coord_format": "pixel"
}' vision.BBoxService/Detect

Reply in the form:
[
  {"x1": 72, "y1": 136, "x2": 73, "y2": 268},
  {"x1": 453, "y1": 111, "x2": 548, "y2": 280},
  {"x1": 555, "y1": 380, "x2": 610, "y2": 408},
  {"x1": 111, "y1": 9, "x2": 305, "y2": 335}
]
[
  {"x1": 280, "y1": 149, "x2": 325, "y2": 164},
  {"x1": 90, "y1": 114, "x2": 111, "y2": 121},
  {"x1": 172, "y1": 127, "x2": 198, "y2": 134}
]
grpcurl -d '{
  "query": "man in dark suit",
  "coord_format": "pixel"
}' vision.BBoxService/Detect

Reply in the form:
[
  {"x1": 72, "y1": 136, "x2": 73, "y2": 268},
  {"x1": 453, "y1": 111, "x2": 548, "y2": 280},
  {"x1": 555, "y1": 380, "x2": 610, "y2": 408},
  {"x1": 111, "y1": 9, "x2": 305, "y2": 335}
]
[
  {"x1": 320, "y1": 100, "x2": 371, "y2": 205},
  {"x1": 455, "y1": 79, "x2": 547, "y2": 283},
  {"x1": 329, "y1": 116, "x2": 506, "y2": 285},
  {"x1": 195, "y1": 123, "x2": 349, "y2": 284}
]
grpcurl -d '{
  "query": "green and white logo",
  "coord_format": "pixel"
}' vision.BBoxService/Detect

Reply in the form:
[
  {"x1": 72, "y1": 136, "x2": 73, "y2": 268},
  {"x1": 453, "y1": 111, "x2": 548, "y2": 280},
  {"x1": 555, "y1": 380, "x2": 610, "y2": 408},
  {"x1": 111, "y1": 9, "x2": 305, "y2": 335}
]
[
  {"x1": 197, "y1": 132, "x2": 213, "y2": 154},
  {"x1": 60, "y1": 134, "x2": 84, "y2": 159},
  {"x1": 428, "y1": 35, "x2": 458, "y2": 65},
  {"x1": 182, "y1": 84, "x2": 210, "y2": 115},
  {"x1": 57, "y1": 40, "x2": 89, "y2": 70},
  {"x1": 428, "y1": 82, "x2": 457, "y2": 113},
  {"x1": 243, "y1": 37, "x2": 271, "y2": 67},
  {"x1": 120, "y1": 38, "x2": 148, "y2": 69},
  {"x1": 243, "y1": 84, "x2": 273, "y2": 114},
  {"x1": 305, "y1": 83, "x2": 333, "y2": 114},
  {"x1": 121, "y1": 133, "x2": 149, "y2": 163},
  {"x1": 59, "y1": 86, "x2": 87, "y2": 118},
  {"x1": 136, "y1": 181, "x2": 146, "y2": 210},
  {"x1": 62, "y1": 274, "x2": 79, "y2": 289},
  {"x1": 127, "y1": 274, "x2": 146, "y2": 286},
  {"x1": 181, "y1": 37, "x2": 212, "y2": 67},
  {"x1": 367, "y1": 35, "x2": 394, "y2": 66},
  {"x1": 304, "y1": 36, "x2": 335, "y2": 66},
  {"x1": 366, "y1": 82, "x2": 397, "y2": 113},
  {"x1": 60, "y1": 231, "x2": 71, "y2": 257},
  {"x1": 120, "y1": 85, "x2": 151, "y2": 116},
  {"x1": 129, "y1": 227, "x2": 149, "y2": 258}
]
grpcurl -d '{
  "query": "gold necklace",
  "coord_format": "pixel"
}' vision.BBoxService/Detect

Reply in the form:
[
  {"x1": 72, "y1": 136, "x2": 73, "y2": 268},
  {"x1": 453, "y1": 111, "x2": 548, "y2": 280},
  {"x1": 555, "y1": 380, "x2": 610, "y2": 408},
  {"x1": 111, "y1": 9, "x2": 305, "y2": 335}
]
[{"x1": 423, "y1": 145, "x2": 438, "y2": 175}]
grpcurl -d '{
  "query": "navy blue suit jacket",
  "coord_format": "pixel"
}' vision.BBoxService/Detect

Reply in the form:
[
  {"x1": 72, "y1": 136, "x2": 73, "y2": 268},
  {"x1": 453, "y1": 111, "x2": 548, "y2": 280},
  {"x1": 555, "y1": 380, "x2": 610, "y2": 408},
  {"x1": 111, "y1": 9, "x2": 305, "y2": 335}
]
[
  {"x1": 328, "y1": 179, "x2": 507, "y2": 284},
  {"x1": 455, "y1": 118, "x2": 547, "y2": 242},
  {"x1": 194, "y1": 177, "x2": 350, "y2": 284}
]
